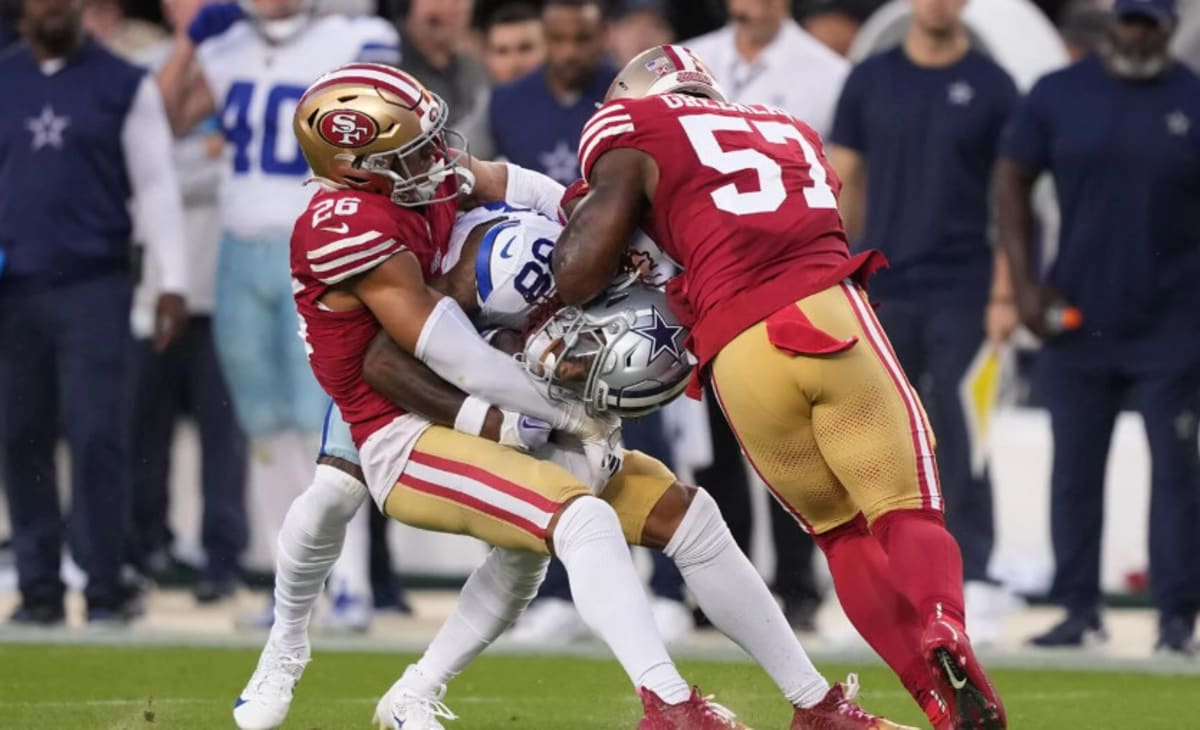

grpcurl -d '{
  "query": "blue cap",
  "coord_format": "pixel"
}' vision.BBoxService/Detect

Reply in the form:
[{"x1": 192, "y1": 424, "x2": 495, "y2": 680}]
[{"x1": 1113, "y1": 0, "x2": 1177, "y2": 25}]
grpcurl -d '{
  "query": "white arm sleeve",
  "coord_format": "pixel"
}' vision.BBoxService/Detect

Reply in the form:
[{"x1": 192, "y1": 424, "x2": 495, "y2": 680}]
[
  {"x1": 123, "y1": 75, "x2": 188, "y2": 295},
  {"x1": 504, "y1": 163, "x2": 566, "y2": 220},
  {"x1": 415, "y1": 297, "x2": 578, "y2": 429}
]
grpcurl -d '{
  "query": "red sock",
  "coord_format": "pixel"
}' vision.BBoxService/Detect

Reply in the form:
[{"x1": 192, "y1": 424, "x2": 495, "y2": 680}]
[
  {"x1": 814, "y1": 515, "x2": 933, "y2": 706},
  {"x1": 871, "y1": 508, "x2": 965, "y2": 626}
]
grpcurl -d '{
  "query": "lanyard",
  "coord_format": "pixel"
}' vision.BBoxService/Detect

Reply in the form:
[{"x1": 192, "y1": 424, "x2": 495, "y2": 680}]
[{"x1": 725, "y1": 57, "x2": 768, "y2": 103}]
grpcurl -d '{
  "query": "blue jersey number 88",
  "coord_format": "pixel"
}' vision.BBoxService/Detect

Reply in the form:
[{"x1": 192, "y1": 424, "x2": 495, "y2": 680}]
[
  {"x1": 513, "y1": 238, "x2": 556, "y2": 304},
  {"x1": 222, "y1": 81, "x2": 309, "y2": 176}
]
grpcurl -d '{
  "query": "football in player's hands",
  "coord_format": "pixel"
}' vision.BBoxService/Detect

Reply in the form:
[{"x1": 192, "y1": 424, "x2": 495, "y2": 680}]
[{"x1": 186, "y1": 1, "x2": 244, "y2": 44}]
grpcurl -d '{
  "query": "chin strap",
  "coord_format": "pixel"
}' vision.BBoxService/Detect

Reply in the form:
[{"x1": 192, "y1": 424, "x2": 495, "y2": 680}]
[{"x1": 455, "y1": 164, "x2": 477, "y2": 197}]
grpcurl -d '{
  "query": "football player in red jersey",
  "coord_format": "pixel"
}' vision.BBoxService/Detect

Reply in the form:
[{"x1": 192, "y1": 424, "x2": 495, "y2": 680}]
[
  {"x1": 548, "y1": 46, "x2": 1007, "y2": 730},
  {"x1": 285, "y1": 62, "x2": 747, "y2": 730}
]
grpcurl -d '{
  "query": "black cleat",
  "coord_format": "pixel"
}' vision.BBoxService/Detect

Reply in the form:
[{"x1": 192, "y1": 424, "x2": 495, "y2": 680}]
[
  {"x1": 1155, "y1": 616, "x2": 1197, "y2": 659},
  {"x1": 9, "y1": 601, "x2": 65, "y2": 627}
]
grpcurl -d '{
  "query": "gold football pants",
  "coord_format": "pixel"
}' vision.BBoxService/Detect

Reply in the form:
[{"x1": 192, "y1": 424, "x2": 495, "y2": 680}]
[
  {"x1": 383, "y1": 426, "x2": 675, "y2": 553},
  {"x1": 710, "y1": 282, "x2": 941, "y2": 534}
]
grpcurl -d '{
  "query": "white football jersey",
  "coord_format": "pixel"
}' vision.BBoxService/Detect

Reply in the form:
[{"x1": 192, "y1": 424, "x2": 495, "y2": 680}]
[
  {"x1": 198, "y1": 15, "x2": 399, "y2": 239},
  {"x1": 445, "y1": 204, "x2": 563, "y2": 330}
]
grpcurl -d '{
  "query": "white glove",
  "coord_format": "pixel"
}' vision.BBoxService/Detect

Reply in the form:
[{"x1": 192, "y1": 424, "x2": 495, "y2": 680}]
[
  {"x1": 555, "y1": 401, "x2": 619, "y2": 441},
  {"x1": 498, "y1": 411, "x2": 553, "y2": 452},
  {"x1": 579, "y1": 419, "x2": 624, "y2": 492}
]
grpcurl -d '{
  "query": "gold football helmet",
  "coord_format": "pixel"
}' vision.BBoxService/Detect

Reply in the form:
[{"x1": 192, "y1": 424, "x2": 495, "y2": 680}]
[
  {"x1": 294, "y1": 63, "x2": 470, "y2": 207},
  {"x1": 605, "y1": 45, "x2": 727, "y2": 104}
]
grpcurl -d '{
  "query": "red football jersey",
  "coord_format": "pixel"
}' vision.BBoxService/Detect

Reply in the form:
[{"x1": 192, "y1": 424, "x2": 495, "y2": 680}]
[
  {"x1": 291, "y1": 182, "x2": 458, "y2": 447},
  {"x1": 578, "y1": 94, "x2": 882, "y2": 377}
]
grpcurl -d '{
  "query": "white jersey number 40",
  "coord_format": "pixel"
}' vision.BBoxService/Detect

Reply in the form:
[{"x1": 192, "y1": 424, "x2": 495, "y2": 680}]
[{"x1": 679, "y1": 114, "x2": 837, "y2": 216}]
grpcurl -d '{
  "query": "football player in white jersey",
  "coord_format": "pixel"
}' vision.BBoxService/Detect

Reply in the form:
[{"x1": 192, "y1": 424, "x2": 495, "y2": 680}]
[
  {"x1": 235, "y1": 199, "x2": 914, "y2": 730},
  {"x1": 156, "y1": 0, "x2": 400, "y2": 627}
]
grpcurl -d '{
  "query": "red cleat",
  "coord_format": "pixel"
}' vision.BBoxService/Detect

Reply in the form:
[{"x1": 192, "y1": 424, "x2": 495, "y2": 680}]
[
  {"x1": 921, "y1": 690, "x2": 955, "y2": 730},
  {"x1": 637, "y1": 686, "x2": 749, "y2": 729},
  {"x1": 790, "y1": 676, "x2": 921, "y2": 730},
  {"x1": 922, "y1": 617, "x2": 1006, "y2": 729}
]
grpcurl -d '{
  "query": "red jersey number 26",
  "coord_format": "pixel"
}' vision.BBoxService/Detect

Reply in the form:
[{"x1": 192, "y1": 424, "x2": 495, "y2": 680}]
[{"x1": 679, "y1": 114, "x2": 837, "y2": 216}]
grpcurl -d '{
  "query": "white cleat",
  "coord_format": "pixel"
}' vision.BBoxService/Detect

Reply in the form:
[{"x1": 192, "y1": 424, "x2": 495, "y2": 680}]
[
  {"x1": 232, "y1": 638, "x2": 310, "y2": 730},
  {"x1": 318, "y1": 589, "x2": 372, "y2": 634},
  {"x1": 373, "y1": 679, "x2": 458, "y2": 730}
]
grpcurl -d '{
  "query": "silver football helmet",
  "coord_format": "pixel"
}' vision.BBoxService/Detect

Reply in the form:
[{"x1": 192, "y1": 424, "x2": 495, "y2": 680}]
[{"x1": 523, "y1": 283, "x2": 696, "y2": 418}]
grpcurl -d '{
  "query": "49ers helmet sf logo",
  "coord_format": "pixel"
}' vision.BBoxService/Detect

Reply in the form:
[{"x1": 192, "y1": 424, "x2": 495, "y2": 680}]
[{"x1": 316, "y1": 109, "x2": 380, "y2": 148}]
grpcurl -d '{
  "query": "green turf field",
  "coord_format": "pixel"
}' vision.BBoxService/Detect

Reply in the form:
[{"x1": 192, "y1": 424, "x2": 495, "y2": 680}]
[{"x1": 0, "y1": 643, "x2": 1194, "y2": 729}]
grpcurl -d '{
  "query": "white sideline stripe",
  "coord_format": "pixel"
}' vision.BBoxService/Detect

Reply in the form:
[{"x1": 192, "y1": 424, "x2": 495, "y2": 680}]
[
  {"x1": 579, "y1": 124, "x2": 635, "y2": 177},
  {"x1": 310, "y1": 239, "x2": 398, "y2": 273},
  {"x1": 404, "y1": 459, "x2": 554, "y2": 531},
  {"x1": 0, "y1": 689, "x2": 1110, "y2": 709},
  {"x1": 841, "y1": 282, "x2": 941, "y2": 509},
  {"x1": 308, "y1": 230, "x2": 382, "y2": 259}
]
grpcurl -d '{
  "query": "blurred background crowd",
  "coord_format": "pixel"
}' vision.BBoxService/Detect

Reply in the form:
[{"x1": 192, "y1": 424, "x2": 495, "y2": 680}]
[{"x1": 2, "y1": 0, "x2": 1199, "y2": 658}]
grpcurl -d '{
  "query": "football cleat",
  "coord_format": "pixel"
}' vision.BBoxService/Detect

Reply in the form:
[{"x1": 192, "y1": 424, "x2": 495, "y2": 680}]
[
  {"x1": 318, "y1": 588, "x2": 372, "y2": 634},
  {"x1": 373, "y1": 679, "x2": 458, "y2": 729},
  {"x1": 1155, "y1": 616, "x2": 1198, "y2": 658},
  {"x1": 637, "y1": 686, "x2": 749, "y2": 729},
  {"x1": 1028, "y1": 609, "x2": 1107, "y2": 649},
  {"x1": 922, "y1": 690, "x2": 955, "y2": 730},
  {"x1": 790, "y1": 675, "x2": 922, "y2": 730},
  {"x1": 923, "y1": 617, "x2": 1006, "y2": 730},
  {"x1": 232, "y1": 638, "x2": 310, "y2": 730}
]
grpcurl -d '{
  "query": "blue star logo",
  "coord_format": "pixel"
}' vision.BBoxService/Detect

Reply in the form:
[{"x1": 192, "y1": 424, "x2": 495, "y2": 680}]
[{"x1": 632, "y1": 307, "x2": 684, "y2": 364}]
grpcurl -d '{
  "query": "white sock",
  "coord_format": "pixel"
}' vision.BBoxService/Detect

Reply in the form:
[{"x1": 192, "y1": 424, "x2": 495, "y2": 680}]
[
  {"x1": 554, "y1": 497, "x2": 691, "y2": 704},
  {"x1": 664, "y1": 488, "x2": 829, "y2": 708},
  {"x1": 269, "y1": 464, "x2": 368, "y2": 650},
  {"x1": 404, "y1": 548, "x2": 549, "y2": 696},
  {"x1": 327, "y1": 501, "x2": 371, "y2": 600}
]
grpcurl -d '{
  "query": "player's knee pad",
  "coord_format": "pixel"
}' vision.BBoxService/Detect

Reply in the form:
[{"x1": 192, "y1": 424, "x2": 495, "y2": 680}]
[
  {"x1": 551, "y1": 496, "x2": 623, "y2": 557},
  {"x1": 475, "y1": 548, "x2": 550, "y2": 617},
  {"x1": 291, "y1": 464, "x2": 369, "y2": 536},
  {"x1": 662, "y1": 487, "x2": 733, "y2": 573}
]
